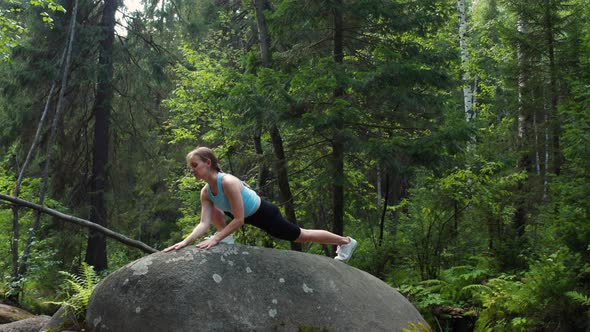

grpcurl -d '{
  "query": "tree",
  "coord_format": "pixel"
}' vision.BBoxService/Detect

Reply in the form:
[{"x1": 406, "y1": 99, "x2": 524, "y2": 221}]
[
  {"x1": 16, "y1": 0, "x2": 79, "y2": 282},
  {"x1": 86, "y1": 0, "x2": 118, "y2": 272},
  {"x1": 457, "y1": 0, "x2": 476, "y2": 121},
  {"x1": 252, "y1": 0, "x2": 301, "y2": 251}
]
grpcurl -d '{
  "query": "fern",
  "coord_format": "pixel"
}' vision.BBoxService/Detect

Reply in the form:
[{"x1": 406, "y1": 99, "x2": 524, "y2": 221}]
[
  {"x1": 46, "y1": 262, "x2": 101, "y2": 319},
  {"x1": 402, "y1": 322, "x2": 433, "y2": 332},
  {"x1": 566, "y1": 291, "x2": 590, "y2": 306},
  {"x1": 462, "y1": 284, "x2": 493, "y2": 295}
]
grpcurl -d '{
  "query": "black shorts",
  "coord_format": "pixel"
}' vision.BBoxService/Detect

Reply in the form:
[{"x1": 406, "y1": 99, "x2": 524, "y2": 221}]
[{"x1": 243, "y1": 200, "x2": 301, "y2": 241}]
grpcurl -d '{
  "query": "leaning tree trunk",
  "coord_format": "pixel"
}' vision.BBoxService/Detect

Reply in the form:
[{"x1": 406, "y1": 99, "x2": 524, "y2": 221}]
[
  {"x1": 269, "y1": 126, "x2": 301, "y2": 251},
  {"x1": 8, "y1": 0, "x2": 78, "y2": 302},
  {"x1": 86, "y1": 0, "x2": 117, "y2": 272},
  {"x1": 253, "y1": 0, "x2": 302, "y2": 251},
  {"x1": 18, "y1": 0, "x2": 80, "y2": 279}
]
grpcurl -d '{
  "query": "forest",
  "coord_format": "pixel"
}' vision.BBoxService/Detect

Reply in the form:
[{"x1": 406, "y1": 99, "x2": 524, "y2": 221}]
[{"x1": 1, "y1": 0, "x2": 589, "y2": 330}]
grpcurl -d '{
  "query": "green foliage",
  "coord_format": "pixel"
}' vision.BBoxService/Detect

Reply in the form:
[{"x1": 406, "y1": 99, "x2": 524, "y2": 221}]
[
  {"x1": 162, "y1": 45, "x2": 238, "y2": 145},
  {"x1": 0, "y1": 0, "x2": 65, "y2": 60},
  {"x1": 402, "y1": 321, "x2": 433, "y2": 332},
  {"x1": 396, "y1": 162, "x2": 524, "y2": 280},
  {"x1": 468, "y1": 249, "x2": 583, "y2": 331},
  {"x1": 399, "y1": 259, "x2": 490, "y2": 321},
  {"x1": 544, "y1": 76, "x2": 590, "y2": 258},
  {"x1": 0, "y1": 0, "x2": 589, "y2": 330},
  {"x1": 567, "y1": 291, "x2": 590, "y2": 306},
  {"x1": 46, "y1": 262, "x2": 101, "y2": 323}
]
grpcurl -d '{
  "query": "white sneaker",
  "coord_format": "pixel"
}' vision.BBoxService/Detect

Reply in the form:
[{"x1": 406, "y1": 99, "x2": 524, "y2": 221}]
[
  {"x1": 334, "y1": 237, "x2": 358, "y2": 262},
  {"x1": 205, "y1": 232, "x2": 235, "y2": 244}
]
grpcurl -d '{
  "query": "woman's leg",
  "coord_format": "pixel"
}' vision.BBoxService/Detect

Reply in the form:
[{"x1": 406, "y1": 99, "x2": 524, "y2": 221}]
[
  {"x1": 209, "y1": 207, "x2": 235, "y2": 244},
  {"x1": 211, "y1": 207, "x2": 227, "y2": 232},
  {"x1": 294, "y1": 228, "x2": 351, "y2": 245}
]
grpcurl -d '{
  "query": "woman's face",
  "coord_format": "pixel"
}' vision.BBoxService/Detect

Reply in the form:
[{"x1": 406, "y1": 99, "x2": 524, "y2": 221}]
[{"x1": 188, "y1": 156, "x2": 210, "y2": 179}]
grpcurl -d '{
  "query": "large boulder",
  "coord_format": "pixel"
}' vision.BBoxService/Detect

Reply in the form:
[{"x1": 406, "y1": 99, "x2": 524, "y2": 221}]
[{"x1": 87, "y1": 245, "x2": 427, "y2": 331}]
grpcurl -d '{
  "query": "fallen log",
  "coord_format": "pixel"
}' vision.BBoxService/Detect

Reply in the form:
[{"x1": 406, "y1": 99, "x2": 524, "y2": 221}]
[{"x1": 0, "y1": 193, "x2": 157, "y2": 254}]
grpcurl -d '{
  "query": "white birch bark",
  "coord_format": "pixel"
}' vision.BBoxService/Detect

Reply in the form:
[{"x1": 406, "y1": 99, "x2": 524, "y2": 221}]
[{"x1": 457, "y1": 0, "x2": 475, "y2": 121}]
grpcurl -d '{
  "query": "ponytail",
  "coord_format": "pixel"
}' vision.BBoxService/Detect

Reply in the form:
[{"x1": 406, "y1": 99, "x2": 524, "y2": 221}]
[{"x1": 186, "y1": 147, "x2": 222, "y2": 172}]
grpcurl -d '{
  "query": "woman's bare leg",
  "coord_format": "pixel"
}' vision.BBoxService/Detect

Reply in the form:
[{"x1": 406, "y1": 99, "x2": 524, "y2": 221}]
[
  {"x1": 294, "y1": 228, "x2": 351, "y2": 245},
  {"x1": 211, "y1": 207, "x2": 227, "y2": 232}
]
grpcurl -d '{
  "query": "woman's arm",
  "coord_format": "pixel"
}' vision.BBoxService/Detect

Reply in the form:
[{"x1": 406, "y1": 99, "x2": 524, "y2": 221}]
[
  {"x1": 164, "y1": 186, "x2": 213, "y2": 252},
  {"x1": 196, "y1": 175, "x2": 245, "y2": 249}
]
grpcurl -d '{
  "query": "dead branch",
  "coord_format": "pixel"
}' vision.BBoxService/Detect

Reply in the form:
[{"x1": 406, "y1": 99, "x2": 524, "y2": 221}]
[{"x1": 1, "y1": 193, "x2": 157, "y2": 254}]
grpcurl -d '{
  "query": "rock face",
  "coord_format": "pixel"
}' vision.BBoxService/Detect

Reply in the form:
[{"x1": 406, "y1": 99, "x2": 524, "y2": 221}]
[{"x1": 87, "y1": 245, "x2": 427, "y2": 331}]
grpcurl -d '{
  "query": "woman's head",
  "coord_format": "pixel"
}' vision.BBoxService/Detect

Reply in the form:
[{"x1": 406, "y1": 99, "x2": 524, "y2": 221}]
[{"x1": 186, "y1": 146, "x2": 222, "y2": 173}]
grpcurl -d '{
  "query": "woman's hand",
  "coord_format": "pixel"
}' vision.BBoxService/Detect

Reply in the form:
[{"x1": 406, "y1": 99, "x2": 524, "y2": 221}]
[
  {"x1": 163, "y1": 240, "x2": 188, "y2": 252},
  {"x1": 196, "y1": 238, "x2": 219, "y2": 249}
]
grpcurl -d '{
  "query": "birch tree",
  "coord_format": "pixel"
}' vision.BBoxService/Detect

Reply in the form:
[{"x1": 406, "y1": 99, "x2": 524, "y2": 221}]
[
  {"x1": 515, "y1": 11, "x2": 531, "y2": 237},
  {"x1": 457, "y1": 0, "x2": 476, "y2": 121}
]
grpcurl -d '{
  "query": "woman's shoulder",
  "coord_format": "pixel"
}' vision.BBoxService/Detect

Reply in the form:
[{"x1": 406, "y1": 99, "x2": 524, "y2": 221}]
[
  {"x1": 220, "y1": 173, "x2": 242, "y2": 189},
  {"x1": 200, "y1": 185, "x2": 211, "y2": 199}
]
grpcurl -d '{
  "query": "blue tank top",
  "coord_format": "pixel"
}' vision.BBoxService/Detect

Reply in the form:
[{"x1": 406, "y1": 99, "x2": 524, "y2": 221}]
[{"x1": 207, "y1": 173, "x2": 260, "y2": 217}]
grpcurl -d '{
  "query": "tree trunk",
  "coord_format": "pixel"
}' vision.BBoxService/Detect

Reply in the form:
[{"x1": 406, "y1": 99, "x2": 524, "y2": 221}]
[
  {"x1": 86, "y1": 0, "x2": 117, "y2": 272},
  {"x1": 8, "y1": 0, "x2": 78, "y2": 302},
  {"x1": 252, "y1": 0, "x2": 301, "y2": 251},
  {"x1": 252, "y1": 0, "x2": 272, "y2": 198},
  {"x1": 269, "y1": 125, "x2": 301, "y2": 251},
  {"x1": 457, "y1": 0, "x2": 475, "y2": 121},
  {"x1": 331, "y1": 0, "x2": 345, "y2": 243},
  {"x1": 18, "y1": 0, "x2": 79, "y2": 279},
  {"x1": 253, "y1": 132, "x2": 270, "y2": 198},
  {"x1": 379, "y1": 173, "x2": 389, "y2": 247},
  {"x1": 253, "y1": 0, "x2": 271, "y2": 66},
  {"x1": 515, "y1": 13, "x2": 531, "y2": 238},
  {"x1": 11, "y1": 85, "x2": 57, "y2": 285},
  {"x1": 544, "y1": 2, "x2": 561, "y2": 176}
]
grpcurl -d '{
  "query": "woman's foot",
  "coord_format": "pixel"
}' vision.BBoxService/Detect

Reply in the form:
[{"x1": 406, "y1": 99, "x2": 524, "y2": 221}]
[
  {"x1": 205, "y1": 232, "x2": 235, "y2": 244},
  {"x1": 334, "y1": 237, "x2": 358, "y2": 262}
]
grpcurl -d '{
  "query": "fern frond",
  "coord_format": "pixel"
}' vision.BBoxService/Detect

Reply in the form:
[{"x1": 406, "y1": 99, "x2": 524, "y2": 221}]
[
  {"x1": 45, "y1": 262, "x2": 102, "y2": 320},
  {"x1": 402, "y1": 322, "x2": 433, "y2": 332},
  {"x1": 566, "y1": 291, "x2": 590, "y2": 306},
  {"x1": 463, "y1": 284, "x2": 493, "y2": 294},
  {"x1": 420, "y1": 279, "x2": 445, "y2": 287}
]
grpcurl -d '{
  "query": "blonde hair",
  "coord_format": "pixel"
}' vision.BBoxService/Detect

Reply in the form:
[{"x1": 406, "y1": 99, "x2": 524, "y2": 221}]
[{"x1": 186, "y1": 147, "x2": 222, "y2": 172}]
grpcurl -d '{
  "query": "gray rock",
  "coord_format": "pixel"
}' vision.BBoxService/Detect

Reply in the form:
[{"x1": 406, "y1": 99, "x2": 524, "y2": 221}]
[
  {"x1": 87, "y1": 245, "x2": 427, "y2": 331},
  {"x1": 40, "y1": 305, "x2": 80, "y2": 332},
  {"x1": 0, "y1": 304, "x2": 34, "y2": 324},
  {"x1": 0, "y1": 315, "x2": 50, "y2": 332}
]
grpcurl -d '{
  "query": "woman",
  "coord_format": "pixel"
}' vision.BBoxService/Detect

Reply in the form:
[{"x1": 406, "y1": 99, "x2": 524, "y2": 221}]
[{"x1": 164, "y1": 146, "x2": 358, "y2": 262}]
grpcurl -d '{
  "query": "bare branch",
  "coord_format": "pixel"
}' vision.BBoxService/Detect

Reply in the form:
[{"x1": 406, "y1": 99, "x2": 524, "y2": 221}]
[{"x1": 1, "y1": 194, "x2": 157, "y2": 254}]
